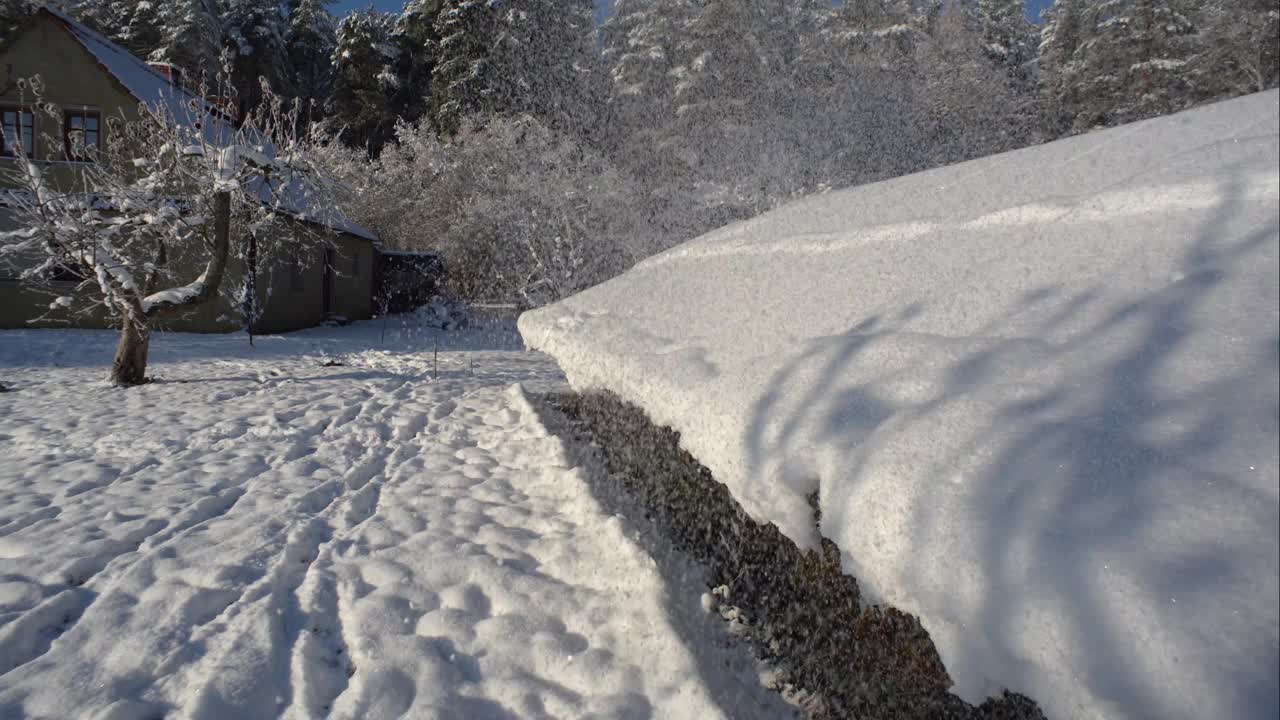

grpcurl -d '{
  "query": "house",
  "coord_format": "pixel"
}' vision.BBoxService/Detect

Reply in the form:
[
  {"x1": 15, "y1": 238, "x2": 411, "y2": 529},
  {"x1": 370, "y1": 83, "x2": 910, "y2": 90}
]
[{"x1": 0, "y1": 7, "x2": 376, "y2": 334}]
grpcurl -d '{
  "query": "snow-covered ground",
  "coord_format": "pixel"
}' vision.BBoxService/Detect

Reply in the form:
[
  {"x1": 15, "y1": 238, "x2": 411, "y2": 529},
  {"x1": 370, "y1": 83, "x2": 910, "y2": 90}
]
[
  {"x1": 521, "y1": 90, "x2": 1280, "y2": 720},
  {"x1": 0, "y1": 320, "x2": 789, "y2": 719}
]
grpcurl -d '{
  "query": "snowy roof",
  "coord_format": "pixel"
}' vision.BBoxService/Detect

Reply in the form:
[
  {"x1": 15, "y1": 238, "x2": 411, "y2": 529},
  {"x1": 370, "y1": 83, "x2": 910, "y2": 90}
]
[
  {"x1": 42, "y1": 7, "x2": 233, "y2": 140},
  {"x1": 37, "y1": 7, "x2": 378, "y2": 243},
  {"x1": 521, "y1": 90, "x2": 1280, "y2": 720}
]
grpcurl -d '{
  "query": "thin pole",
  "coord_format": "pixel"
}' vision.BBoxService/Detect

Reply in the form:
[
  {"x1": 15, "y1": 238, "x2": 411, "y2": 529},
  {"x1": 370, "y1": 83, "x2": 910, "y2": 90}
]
[
  {"x1": 246, "y1": 232, "x2": 257, "y2": 347},
  {"x1": 380, "y1": 299, "x2": 388, "y2": 345}
]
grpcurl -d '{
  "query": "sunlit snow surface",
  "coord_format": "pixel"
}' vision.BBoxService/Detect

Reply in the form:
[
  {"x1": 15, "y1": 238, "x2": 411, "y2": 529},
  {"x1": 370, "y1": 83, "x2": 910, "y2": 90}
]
[
  {"x1": 0, "y1": 320, "x2": 789, "y2": 719},
  {"x1": 521, "y1": 91, "x2": 1280, "y2": 720}
]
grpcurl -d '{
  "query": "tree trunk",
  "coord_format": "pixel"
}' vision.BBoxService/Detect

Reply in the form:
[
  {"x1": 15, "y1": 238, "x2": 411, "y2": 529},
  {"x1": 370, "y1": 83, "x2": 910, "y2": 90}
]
[
  {"x1": 110, "y1": 190, "x2": 229, "y2": 387},
  {"x1": 111, "y1": 317, "x2": 151, "y2": 386}
]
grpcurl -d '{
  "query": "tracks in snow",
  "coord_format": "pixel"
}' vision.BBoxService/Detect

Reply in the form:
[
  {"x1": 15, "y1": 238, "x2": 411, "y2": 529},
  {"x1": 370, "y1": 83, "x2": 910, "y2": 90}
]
[
  {"x1": 155, "y1": 375, "x2": 462, "y2": 719},
  {"x1": 0, "y1": 368, "x2": 456, "y2": 711}
]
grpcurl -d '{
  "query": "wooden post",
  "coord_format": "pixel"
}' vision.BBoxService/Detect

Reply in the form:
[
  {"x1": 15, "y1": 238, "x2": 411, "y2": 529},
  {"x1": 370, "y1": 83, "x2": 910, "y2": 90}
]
[{"x1": 246, "y1": 231, "x2": 257, "y2": 347}]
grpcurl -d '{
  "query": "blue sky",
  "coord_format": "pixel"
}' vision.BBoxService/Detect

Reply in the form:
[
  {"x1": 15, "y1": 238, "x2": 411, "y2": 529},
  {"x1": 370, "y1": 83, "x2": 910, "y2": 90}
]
[{"x1": 331, "y1": 1, "x2": 1056, "y2": 24}]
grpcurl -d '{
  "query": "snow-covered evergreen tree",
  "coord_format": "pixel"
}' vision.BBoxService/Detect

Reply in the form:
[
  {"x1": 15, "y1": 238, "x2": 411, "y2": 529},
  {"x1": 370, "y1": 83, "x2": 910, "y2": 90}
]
[
  {"x1": 1194, "y1": 0, "x2": 1280, "y2": 95},
  {"x1": 327, "y1": 8, "x2": 397, "y2": 152},
  {"x1": 113, "y1": 0, "x2": 166, "y2": 61},
  {"x1": 804, "y1": 0, "x2": 932, "y2": 183},
  {"x1": 665, "y1": 0, "x2": 824, "y2": 198},
  {"x1": 1045, "y1": 0, "x2": 1202, "y2": 133},
  {"x1": 824, "y1": 0, "x2": 923, "y2": 67},
  {"x1": 220, "y1": 0, "x2": 293, "y2": 113},
  {"x1": 667, "y1": 2, "x2": 770, "y2": 169},
  {"x1": 1038, "y1": 0, "x2": 1088, "y2": 135},
  {"x1": 489, "y1": 0, "x2": 601, "y2": 138},
  {"x1": 603, "y1": 0, "x2": 836, "y2": 232},
  {"x1": 286, "y1": 0, "x2": 338, "y2": 124},
  {"x1": 600, "y1": 0, "x2": 686, "y2": 103},
  {"x1": 430, "y1": 0, "x2": 497, "y2": 134},
  {"x1": 917, "y1": 1, "x2": 1034, "y2": 166},
  {"x1": 0, "y1": 0, "x2": 34, "y2": 45},
  {"x1": 428, "y1": 1, "x2": 600, "y2": 137},
  {"x1": 595, "y1": 0, "x2": 700, "y2": 235},
  {"x1": 599, "y1": 0, "x2": 688, "y2": 154},
  {"x1": 1097, "y1": 0, "x2": 1200, "y2": 126},
  {"x1": 977, "y1": 0, "x2": 1036, "y2": 87},
  {"x1": 149, "y1": 0, "x2": 223, "y2": 87},
  {"x1": 388, "y1": 0, "x2": 441, "y2": 127}
]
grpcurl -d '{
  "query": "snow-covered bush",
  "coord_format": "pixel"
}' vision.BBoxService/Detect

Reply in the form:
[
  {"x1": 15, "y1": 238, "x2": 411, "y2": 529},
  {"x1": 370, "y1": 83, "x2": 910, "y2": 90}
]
[
  {"x1": 317, "y1": 115, "x2": 649, "y2": 307},
  {"x1": 0, "y1": 78, "x2": 341, "y2": 385}
]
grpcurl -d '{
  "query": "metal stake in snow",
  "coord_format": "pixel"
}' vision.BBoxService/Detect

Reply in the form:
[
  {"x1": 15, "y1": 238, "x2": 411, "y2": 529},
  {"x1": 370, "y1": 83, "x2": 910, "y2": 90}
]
[{"x1": 433, "y1": 335, "x2": 439, "y2": 380}]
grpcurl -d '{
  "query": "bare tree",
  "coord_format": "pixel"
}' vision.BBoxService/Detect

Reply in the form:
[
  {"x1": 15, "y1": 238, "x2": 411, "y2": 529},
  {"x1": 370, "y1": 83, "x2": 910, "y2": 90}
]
[{"x1": 0, "y1": 78, "x2": 339, "y2": 385}]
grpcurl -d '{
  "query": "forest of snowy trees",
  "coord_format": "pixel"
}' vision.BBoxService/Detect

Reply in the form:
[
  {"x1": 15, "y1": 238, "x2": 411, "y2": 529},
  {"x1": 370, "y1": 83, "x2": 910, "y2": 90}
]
[{"x1": 2, "y1": 0, "x2": 1277, "y2": 304}]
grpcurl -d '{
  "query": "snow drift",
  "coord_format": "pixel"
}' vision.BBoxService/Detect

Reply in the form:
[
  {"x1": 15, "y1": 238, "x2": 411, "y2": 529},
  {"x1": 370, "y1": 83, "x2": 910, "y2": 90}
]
[{"x1": 520, "y1": 90, "x2": 1280, "y2": 720}]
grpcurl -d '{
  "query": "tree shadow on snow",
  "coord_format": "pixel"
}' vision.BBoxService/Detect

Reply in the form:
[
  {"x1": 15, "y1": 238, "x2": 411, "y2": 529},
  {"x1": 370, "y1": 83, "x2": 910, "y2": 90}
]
[{"x1": 743, "y1": 168, "x2": 1280, "y2": 717}]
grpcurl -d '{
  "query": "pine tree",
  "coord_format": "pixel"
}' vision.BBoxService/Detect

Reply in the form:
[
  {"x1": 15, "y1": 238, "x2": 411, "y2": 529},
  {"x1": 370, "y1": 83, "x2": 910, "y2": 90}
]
[
  {"x1": 601, "y1": 0, "x2": 684, "y2": 102},
  {"x1": 603, "y1": 0, "x2": 832, "y2": 225},
  {"x1": 221, "y1": 0, "x2": 293, "y2": 113},
  {"x1": 389, "y1": 0, "x2": 442, "y2": 127},
  {"x1": 599, "y1": 0, "x2": 695, "y2": 175},
  {"x1": 287, "y1": 0, "x2": 338, "y2": 124},
  {"x1": 430, "y1": 0, "x2": 497, "y2": 134},
  {"x1": 63, "y1": 0, "x2": 118, "y2": 35},
  {"x1": 807, "y1": 0, "x2": 933, "y2": 183},
  {"x1": 428, "y1": 1, "x2": 604, "y2": 136},
  {"x1": 1039, "y1": 0, "x2": 1090, "y2": 136},
  {"x1": 327, "y1": 8, "x2": 397, "y2": 152},
  {"x1": 667, "y1": 1, "x2": 779, "y2": 179},
  {"x1": 1194, "y1": 0, "x2": 1280, "y2": 95},
  {"x1": 149, "y1": 0, "x2": 223, "y2": 88},
  {"x1": 1077, "y1": 0, "x2": 1201, "y2": 129},
  {"x1": 489, "y1": 0, "x2": 600, "y2": 138},
  {"x1": 825, "y1": 0, "x2": 923, "y2": 67},
  {"x1": 917, "y1": 1, "x2": 1033, "y2": 166},
  {"x1": 977, "y1": 0, "x2": 1036, "y2": 86},
  {"x1": 0, "y1": 0, "x2": 34, "y2": 46},
  {"x1": 114, "y1": 0, "x2": 166, "y2": 61}
]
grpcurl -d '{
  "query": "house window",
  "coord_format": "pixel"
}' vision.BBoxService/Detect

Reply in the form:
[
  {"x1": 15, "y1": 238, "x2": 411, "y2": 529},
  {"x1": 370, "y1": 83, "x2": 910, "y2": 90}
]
[
  {"x1": 1, "y1": 107, "x2": 34, "y2": 157},
  {"x1": 351, "y1": 250, "x2": 360, "y2": 278},
  {"x1": 63, "y1": 110, "x2": 101, "y2": 161}
]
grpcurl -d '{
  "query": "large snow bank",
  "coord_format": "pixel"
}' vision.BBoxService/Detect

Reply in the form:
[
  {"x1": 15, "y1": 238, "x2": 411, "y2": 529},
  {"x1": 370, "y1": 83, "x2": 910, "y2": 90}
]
[{"x1": 520, "y1": 90, "x2": 1280, "y2": 720}]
